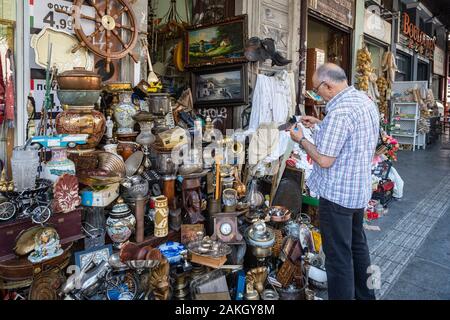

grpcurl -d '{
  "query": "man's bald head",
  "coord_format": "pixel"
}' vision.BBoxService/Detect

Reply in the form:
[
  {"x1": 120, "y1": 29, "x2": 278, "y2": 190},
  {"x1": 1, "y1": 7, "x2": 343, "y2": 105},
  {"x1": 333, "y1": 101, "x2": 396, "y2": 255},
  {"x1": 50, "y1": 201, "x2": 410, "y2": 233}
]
[
  {"x1": 311, "y1": 63, "x2": 349, "y2": 102},
  {"x1": 316, "y1": 63, "x2": 348, "y2": 84}
]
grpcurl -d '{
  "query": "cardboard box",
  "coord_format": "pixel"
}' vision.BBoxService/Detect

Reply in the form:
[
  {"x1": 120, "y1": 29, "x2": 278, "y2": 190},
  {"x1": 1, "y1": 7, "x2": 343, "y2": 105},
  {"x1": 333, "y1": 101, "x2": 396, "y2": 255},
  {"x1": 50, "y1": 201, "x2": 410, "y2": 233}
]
[{"x1": 81, "y1": 183, "x2": 119, "y2": 207}]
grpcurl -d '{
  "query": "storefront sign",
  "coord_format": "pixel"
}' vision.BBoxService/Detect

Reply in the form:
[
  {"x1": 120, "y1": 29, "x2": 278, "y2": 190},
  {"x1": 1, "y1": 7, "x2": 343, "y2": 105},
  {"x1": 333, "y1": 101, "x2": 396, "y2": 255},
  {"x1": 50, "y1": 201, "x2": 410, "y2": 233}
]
[
  {"x1": 433, "y1": 46, "x2": 445, "y2": 76},
  {"x1": 401, "y1": 12, "x2": 436, "y2": 59},
  {"x1": 308, "y1": 0, "x2": 355, "y2": 29},
  {"x1": 364, "y1": 9, "x2": 391, "y2": 44}
]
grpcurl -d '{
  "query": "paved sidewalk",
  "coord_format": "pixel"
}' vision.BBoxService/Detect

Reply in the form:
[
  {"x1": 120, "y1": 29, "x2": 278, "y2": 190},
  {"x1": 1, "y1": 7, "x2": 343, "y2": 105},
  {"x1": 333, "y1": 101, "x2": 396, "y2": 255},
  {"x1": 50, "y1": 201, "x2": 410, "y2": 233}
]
[{"x1": 366, "y1": 133, "x2": 450, "y2": 300}]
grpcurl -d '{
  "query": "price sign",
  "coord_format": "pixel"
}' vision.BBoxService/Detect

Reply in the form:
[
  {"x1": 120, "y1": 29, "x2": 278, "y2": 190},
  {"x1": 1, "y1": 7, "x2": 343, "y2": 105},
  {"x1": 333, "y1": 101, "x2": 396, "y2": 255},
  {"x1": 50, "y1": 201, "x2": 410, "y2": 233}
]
[{"x1": 30, "y1": 0, "x2": 95, "y2": 35}]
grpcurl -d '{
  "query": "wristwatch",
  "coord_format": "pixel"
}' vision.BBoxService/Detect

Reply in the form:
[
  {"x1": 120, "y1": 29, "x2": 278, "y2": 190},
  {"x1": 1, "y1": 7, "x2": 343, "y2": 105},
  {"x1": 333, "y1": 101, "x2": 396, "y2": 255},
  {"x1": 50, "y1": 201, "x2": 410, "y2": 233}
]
[{"x1": 299, "y1": 137, "x2": 307, "y2": 146}]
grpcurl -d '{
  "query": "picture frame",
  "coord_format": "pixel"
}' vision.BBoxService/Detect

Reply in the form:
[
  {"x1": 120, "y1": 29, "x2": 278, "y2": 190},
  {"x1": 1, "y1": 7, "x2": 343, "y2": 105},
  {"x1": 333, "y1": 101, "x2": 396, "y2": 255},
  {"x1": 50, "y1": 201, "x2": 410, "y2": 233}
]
[
  {"x1": 185, "y1": 14, "x2": 248, "y2": 68},
  {"x1": 191, "y1": 63, "x2": 248, "y2": 107},
  {"x1": 74, "y1": 244, "x2": 113, "y2": 269}
]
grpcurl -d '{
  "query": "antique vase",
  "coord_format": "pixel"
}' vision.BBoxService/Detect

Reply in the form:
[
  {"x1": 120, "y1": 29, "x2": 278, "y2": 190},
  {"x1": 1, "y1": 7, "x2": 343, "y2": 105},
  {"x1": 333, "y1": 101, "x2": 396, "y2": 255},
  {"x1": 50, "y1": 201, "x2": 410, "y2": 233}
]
[
  {"x1": 44, "y1": 148, "x2": 76, "y2": 182},
  {"x1": 154, "y1": 195, "x2": 169, "y2": 238},
  {"x1": 106, "y1": 200, "x2": 136, "y2": 248},
  {"x1": 55, "y1": 106, "x2": 106, "y2": 150},
  {"x1": 113, "y1": 92, "x2": 139, "y2": 135}
]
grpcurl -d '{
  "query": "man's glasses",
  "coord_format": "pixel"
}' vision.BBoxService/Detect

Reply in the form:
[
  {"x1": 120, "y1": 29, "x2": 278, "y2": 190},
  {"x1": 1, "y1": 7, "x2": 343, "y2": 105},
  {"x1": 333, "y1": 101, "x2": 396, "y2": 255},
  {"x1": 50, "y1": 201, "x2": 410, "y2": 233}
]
[{"x1": 312, "y1": 81, "x2": 326, "y2": 93}]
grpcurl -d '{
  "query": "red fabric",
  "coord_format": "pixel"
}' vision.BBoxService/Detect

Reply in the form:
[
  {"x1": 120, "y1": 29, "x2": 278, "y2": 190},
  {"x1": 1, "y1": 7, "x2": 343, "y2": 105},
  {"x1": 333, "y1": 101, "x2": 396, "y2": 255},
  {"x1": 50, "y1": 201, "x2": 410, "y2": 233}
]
[
  {"x1": 4, "y1": 50, "x2": 14, "y2": 123},
  {"x1": 378, "y1": 180, "x2": 394, "y2": 192},
  {"x1": 0, "y1": 53, "x2": 5, "y2": 125}
]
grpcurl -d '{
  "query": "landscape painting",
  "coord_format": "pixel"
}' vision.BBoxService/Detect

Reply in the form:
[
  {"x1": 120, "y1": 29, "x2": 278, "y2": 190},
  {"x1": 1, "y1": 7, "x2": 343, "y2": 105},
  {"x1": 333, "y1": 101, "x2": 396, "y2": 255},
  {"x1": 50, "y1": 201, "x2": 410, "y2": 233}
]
[
  {"x1": 192, "y1": 64, "x2": 248, "y2": 107},
  {"x1": 185, "y1": 15, "x2": 247, "y2": 68}
]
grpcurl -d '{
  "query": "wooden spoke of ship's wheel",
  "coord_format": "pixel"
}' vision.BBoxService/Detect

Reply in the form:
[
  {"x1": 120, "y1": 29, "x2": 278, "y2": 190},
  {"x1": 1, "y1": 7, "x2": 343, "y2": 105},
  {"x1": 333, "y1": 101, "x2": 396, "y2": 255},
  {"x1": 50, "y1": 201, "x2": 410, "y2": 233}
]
[
  {"x1": 88, "y1": 0, "x2": 104, "y2": 18},
  {"x1": 80, "y1": 14, "x2": 101, "y2": 23},
  {"x1": 105, "y1": 0, "x2": 109, "y2": 15},
  {"x1": 113, "y1": 6, "x2": 129, "y2": 20},
  {"x1": 71, "y1": 26, "x2": 105, "y2": 53},
  {"x1": 116, "y1": 23, "x2": 134, "y2": 32},
  {"x1": 111, "y1": 29, "x2": 128, "y2": 49}
]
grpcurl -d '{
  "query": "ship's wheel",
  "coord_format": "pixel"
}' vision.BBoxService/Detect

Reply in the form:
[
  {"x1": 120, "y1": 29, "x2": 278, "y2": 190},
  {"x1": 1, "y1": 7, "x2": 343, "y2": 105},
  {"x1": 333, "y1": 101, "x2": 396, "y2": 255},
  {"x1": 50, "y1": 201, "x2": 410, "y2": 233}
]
[{"x1": 56, "y1": 0, "x2": 139, "y2": 72}]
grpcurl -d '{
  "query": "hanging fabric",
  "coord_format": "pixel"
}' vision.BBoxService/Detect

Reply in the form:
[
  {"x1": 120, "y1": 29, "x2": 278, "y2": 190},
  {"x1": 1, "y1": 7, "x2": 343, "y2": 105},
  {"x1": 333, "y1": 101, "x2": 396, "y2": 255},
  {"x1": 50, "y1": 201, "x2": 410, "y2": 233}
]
[{"x1": 4, "y1": 48, "x2": 15, "y2": 127}]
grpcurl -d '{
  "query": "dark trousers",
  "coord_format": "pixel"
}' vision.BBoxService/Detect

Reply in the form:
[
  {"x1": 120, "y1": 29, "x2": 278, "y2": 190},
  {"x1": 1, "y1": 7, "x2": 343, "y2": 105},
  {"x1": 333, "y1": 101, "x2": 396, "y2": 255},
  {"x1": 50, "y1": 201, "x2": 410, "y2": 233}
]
[{"x1": 319, "y1": 197, "x2": 376, "y2": 300}]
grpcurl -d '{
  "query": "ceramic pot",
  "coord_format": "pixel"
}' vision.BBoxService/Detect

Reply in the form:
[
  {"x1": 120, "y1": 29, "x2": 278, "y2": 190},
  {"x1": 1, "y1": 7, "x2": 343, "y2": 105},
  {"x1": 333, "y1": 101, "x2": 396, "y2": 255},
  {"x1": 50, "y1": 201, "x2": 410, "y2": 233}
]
[
  {"x1": 44, "y1": 148, "x2": 76, "y2": 182},
  {"x1": 154, "y1": 196, "x2": 169, "y2": 238},
  {"x1": 113, "y1": 92, "x2": 139, "y2": 135},
  {"x1": 106, "y1": 201, "x2": 136, "y2": 248},
  {"x1": 117, "y1": 142, "x2": 140, "y2": 161},
  {"x1": 55, "y1": 106, "x2": 106, "y2": 150}
]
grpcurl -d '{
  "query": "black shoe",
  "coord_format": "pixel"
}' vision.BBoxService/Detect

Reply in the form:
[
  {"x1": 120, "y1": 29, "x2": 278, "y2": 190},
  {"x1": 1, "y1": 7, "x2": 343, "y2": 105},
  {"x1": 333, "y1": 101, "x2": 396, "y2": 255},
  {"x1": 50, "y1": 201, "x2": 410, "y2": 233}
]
[{"x1": 271, "y1": 51, "x2": 292, "y2": 66}]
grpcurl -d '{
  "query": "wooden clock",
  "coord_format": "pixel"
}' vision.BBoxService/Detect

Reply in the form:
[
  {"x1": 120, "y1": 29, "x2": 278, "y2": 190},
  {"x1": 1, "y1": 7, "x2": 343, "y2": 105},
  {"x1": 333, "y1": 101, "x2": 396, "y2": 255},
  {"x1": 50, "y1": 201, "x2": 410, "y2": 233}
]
[{"x1": 211, "y1": 212, "x2": 243, "y2": 244}]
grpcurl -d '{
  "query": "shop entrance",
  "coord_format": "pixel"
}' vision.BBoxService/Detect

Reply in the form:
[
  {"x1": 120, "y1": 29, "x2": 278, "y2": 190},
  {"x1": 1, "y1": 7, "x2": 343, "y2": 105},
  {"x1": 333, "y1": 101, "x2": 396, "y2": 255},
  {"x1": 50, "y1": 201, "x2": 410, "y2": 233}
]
[{"x1": 305, "y1": 17, "x2": 351, "y2": 117}]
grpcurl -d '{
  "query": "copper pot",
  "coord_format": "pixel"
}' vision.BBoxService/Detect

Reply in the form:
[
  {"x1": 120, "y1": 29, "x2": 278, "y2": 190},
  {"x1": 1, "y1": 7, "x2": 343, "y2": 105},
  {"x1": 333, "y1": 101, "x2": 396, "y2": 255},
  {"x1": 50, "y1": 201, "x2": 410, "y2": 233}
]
[
  {"x1": 57, "y1": 67, "x2": 102, "y2": 90},
  {"x1": 55, "y1": 106, "x2": 106, "y2": 150}
]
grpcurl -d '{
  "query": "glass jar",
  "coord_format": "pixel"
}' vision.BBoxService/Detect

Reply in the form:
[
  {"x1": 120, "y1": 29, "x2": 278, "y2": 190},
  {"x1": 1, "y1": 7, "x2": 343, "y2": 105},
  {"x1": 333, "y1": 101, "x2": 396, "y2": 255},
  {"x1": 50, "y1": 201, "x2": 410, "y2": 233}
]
[{"x1": 11, "y1": 148, "x2": 40, "y2": 191}]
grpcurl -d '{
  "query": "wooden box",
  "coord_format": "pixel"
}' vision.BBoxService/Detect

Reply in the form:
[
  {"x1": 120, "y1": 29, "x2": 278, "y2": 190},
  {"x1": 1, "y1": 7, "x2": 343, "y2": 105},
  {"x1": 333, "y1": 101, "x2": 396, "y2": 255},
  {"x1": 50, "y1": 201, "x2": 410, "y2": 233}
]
[{"x1": 0, "y1": 208, "x2": 84, "y2": 262}]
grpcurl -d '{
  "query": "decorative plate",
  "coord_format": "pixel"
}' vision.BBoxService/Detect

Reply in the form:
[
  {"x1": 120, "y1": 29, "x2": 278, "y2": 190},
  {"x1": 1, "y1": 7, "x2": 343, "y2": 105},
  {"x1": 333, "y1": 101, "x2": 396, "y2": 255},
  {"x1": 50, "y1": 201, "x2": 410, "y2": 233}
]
[
  {"x1": 52, "y1": 174, "x2": 81, "y2": 214},
  {"x1": 31, "y1": 27, "x2": 94, "y2": 72}
]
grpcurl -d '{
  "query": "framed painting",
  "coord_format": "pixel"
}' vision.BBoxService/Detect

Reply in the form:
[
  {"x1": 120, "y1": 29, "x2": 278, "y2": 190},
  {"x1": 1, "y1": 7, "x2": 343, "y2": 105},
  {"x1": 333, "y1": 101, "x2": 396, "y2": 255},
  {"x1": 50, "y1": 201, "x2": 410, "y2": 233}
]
[
  {"x1": 191, "y1": 63, "x2": 248, "y2": 107},
  {"x1": 74, "y1": 244, "x2": 113, "y2": 269},
  {"x1": 185, "y1": 14, "x2": 248, "y2": 68}
]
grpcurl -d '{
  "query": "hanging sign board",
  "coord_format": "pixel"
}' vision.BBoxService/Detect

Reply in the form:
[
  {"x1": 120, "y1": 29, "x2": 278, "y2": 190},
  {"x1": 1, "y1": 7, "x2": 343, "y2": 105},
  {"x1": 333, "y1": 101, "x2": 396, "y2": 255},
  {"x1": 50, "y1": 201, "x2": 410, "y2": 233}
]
[
  {"x1": 433, "y1": 46, "x2": 445, "y2": 76},
  {"x1": 401, "y1": 12, "x2": 436, "y2": 59},
  {"x1": 308, "y1": 0, "x2": 355, "y2": 29},
  {"x1": 364, "y1": 9, "x2": 391, "y2": 44}
]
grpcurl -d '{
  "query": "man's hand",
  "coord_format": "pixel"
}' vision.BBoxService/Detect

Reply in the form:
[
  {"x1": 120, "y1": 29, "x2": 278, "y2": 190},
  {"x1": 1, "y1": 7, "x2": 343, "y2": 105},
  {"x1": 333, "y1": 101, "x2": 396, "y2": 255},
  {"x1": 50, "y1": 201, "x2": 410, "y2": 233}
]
[
  {"x1": 301, "y1": 116, "x2": 321, "y2": 128},
  {"x1": 289, "y1": 124, "x2": 304, "y2": 143}
]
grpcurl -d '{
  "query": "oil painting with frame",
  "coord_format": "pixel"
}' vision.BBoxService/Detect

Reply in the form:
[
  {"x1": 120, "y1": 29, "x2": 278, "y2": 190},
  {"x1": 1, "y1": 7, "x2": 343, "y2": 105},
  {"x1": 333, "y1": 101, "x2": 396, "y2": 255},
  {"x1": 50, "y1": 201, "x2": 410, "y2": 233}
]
[
  {"x1": 185, "y1": 14, "x2": 248, "y2": 68},
  {"x1": 191, "y1": 63, "x2": 248, "y2": 107}
]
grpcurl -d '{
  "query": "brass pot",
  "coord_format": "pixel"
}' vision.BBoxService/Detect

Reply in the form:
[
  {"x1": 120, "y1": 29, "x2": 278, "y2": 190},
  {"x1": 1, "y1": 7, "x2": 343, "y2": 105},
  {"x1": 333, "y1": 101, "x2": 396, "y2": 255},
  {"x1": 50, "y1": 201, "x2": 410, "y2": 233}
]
[
  {"x1": 56, "y1": 67, "x2": 102, "y2": 90},
  {"x1": 55, "y1": 106, "x2": 106, "y2": 150}
]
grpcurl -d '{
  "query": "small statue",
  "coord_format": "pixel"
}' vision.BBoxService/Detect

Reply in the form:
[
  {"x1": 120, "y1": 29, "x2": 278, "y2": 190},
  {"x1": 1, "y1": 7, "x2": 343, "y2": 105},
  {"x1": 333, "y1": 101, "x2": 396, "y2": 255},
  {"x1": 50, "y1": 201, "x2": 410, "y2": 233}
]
[
  {"x1": 106, "y1": 116, "x2": 114, "y2": 139},
  {"x1": 28, "y1": 228, "x2": 64, "y2": 264},
  {"x1": 148, "y1": 258, "x2": 171, "y2": 300},
  {"x1": 246, "y1": 267, "x2": 268, "y2": 294},
  {"x1": 182, "y1": 178, "x2": 205, "y2": 224}
]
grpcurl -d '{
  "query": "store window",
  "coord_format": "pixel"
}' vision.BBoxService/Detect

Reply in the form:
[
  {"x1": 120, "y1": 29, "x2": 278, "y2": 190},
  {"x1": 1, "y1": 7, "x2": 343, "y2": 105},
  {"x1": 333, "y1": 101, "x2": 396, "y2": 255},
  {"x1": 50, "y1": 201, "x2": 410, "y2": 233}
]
[
  {"x1": 365, "y1": 41, "x2": 387, "y2": 77},
  {"x1": 0, "y1": 0, "x2": 17, "y2": 175},
  {"x1": 431, "y1": 75, "x2": 442, "y2": 101},
  {"x1": 395, "y1": 52, "x2": 411, "y2": 81},
  {"x1": 417, "y1": 61, "x2": 429, "y2": 81}
]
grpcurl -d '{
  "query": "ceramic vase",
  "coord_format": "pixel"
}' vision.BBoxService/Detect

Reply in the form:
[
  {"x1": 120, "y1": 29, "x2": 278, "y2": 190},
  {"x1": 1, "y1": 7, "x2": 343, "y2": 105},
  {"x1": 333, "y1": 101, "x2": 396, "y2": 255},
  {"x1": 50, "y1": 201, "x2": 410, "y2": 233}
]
[
  {"x1": 154, "y1": 195, "x2": 169, "y2": 238},
  {"x1": 106, "y1": 202, "x2": 136, "y2": 248},
  {"x1": 55, "y1": 106, "x2": 106, "y2": 150},
  {"x1": 113, "y1": 92, "x2": 138, "y2": 134},
  {"x1": 44, "y1": 148, "x2": 76, "y2": 182}
]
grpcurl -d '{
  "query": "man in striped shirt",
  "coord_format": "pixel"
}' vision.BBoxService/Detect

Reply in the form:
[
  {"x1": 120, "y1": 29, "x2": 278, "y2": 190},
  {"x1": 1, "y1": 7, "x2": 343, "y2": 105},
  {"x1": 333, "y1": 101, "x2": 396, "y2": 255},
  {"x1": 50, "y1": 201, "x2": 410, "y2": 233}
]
[{"x1": 290, "y1": 63, "x2": 379, "y2": 300}]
